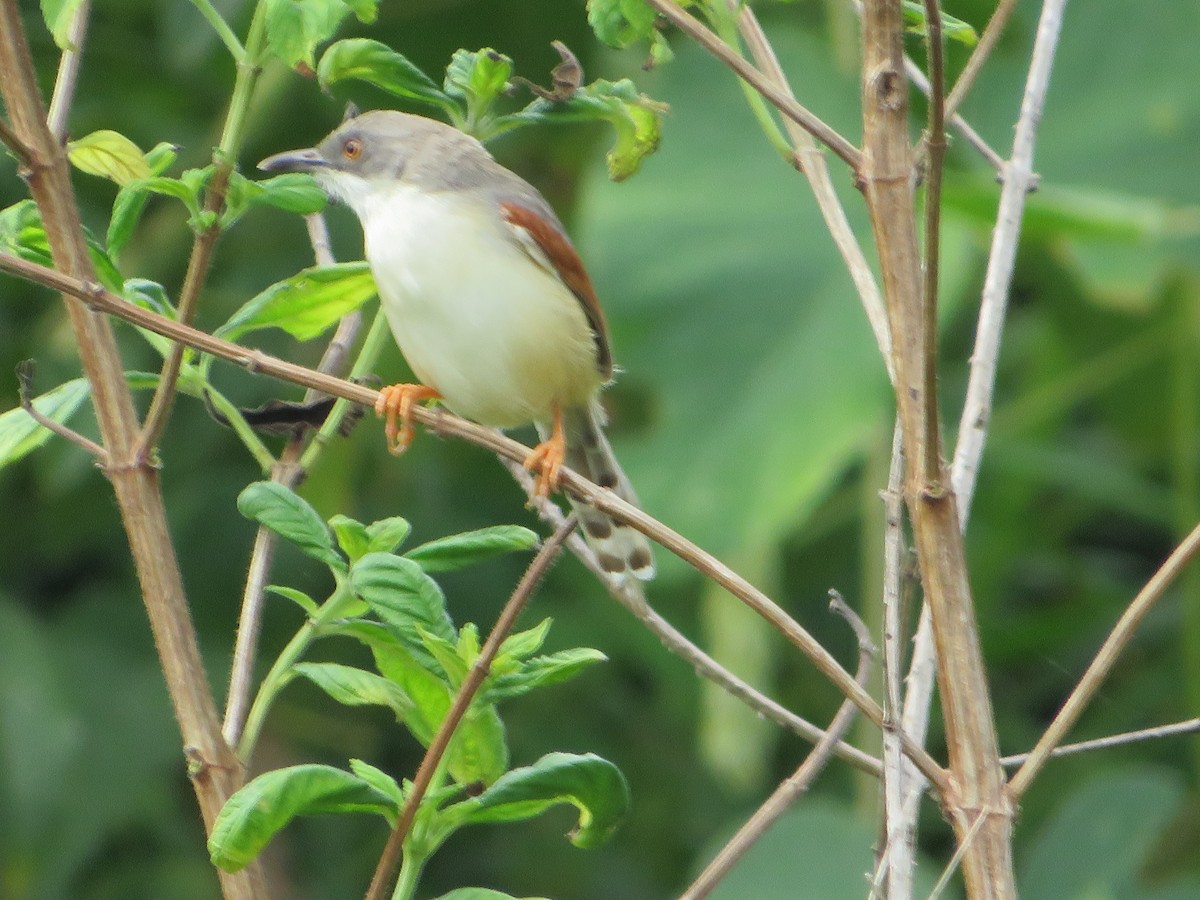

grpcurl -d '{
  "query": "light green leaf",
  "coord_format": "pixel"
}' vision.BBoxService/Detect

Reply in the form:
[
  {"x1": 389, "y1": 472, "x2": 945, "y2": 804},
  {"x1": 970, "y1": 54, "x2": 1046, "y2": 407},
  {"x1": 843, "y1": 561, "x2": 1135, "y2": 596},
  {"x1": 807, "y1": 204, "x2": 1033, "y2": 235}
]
[
  {"x1": 264, "y1": 0, "x2": 350, "y2": 69},
  {"x1": 418, "y1": 628, "x2": 468, "y2": 686},
  {"x1": 348, "y1": 758, "x2": 402, "y2": 806},
  {"x1": 40, "y1": 0, "x2": 85, "y2": 48},
  {"x1": 0, "y1": 378, "x2": 90, "y2": 468},
  {"x1": 317, "y1": 39, "x2": 453, "y2": 111},
  {"x1": 452, "y1": 752, "x2": 628, "y2": 848},
  {"x1": 484, "y1": 649, "x2": 608, "y2": 704},
  {"x1": 251, "y1": 173, "x2": 328, "y2": 214},
  {"x1": 292, "y1": 662, "x2": 413, "y2": 719},
  {"x1": 68, "y1": 130, "x2": 152, "y2": 186},
  {"x1": 446, "y1": 704, "x2": 507, "y2": 787},
  {"x1": 902, "y1": 1, "x2": 979, "y2": 46},
  {"x1": 328, "y1": 514, "x2": 370, "y2": 561},
  {"x1": 216, "y1": 262, "x2": 375, "y2": 342},
  {"x1": 404, "y1": 525, "x2": 540, "y2": 573},
  {"x1": 434, "y1": 890, "x2": 550, "y2": 900},
  {"x1": 265, "y1": 585, "x2": 320, "y2": 616},
  {"x1": 365, "y1": 515, "x2": 412, "y2": 554},
  {"x1": 494, "y1": 619, "x2": 552, "y2": 665},
  {"x1": 209, "y1": 765, "x2": 397, "y2": 872},
  {"x1": 444, "y1": 48, "x2": 512, "y2": 108},
  {"x1": 236, "y1": 482, "x2": 343, "y2": 570},
  {"x1": 586, "y1": 0, "x2": 672, "y2": 64}
]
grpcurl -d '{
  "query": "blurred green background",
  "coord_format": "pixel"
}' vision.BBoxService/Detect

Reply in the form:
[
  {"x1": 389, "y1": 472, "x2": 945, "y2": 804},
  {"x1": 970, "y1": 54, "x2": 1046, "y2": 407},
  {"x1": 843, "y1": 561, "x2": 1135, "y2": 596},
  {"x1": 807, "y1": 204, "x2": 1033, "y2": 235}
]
[{"x1": 3, "y1": 0, "x2": 1200, "y2": 897}]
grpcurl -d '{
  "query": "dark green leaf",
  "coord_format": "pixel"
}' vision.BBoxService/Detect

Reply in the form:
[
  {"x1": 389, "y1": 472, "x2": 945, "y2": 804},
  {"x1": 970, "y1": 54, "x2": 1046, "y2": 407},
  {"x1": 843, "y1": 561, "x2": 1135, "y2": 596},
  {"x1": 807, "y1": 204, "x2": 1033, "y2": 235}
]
[
  {"x1": 317, "y1": 39, "x2": 453, "y2": 111},
  {"x1": 366, "y1": 515, "x2": 412, "y2": 554},
  {"x1": 453, "y1": 752, "x2": 628, "y2": 848},
  {"x1": 405, "y1": 525, "x2": 539, "y2": 572},
  {"x1": 292, "y1": 662, "x2": 413, "y2": 719},
  {"x1": 209, "y1": 765, "x2": 398, "y2": 872},
  {"x1": 264, "y1": 0, "x2": 350, "y2": 69},
  {"x1": 266, "y1": 585, "x2": 320, "y2": 616},
  {"x1": 484, "y1": 649, "x2": 607, "y2": 704},
  {"x1": 350, "y1": 553, "x2": 455, "y2": 647},
  {"x1": 216, "y1": 262, "x2": 375, "y2": 342},
  {"x1": 328, "y1": 514, "x2": 370, "y2": 561},
  {"x1": 237, "y1": 482, "x2": 342, "y2": 570},
  {"x1": 0, "y1": 200, "x2": 123, "y2": 293},
  {"x1": 0, "y1": 378, "x2": 90, "y2": 468}
]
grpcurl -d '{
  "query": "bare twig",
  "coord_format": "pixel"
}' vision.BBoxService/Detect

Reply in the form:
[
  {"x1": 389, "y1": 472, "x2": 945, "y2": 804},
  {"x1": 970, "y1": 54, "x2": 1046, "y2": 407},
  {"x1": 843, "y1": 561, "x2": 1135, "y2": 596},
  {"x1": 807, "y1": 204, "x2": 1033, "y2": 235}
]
[
  {"x1": 919, "y1": 0, "x2": 946, "y2": 485},
  {"x1": 642, "y1": 0, "x2": 862, "y2": 172},
  {"x1": 504, "y1": 458, "x2": 883, "y2": 777},
  {"x1": 46, "y1": 0, "x2": 91, "y2": 142},
  {"x1": 0, "y1": 115, "x2": 33, "y2": 164},
  {"x1": 16, "y1": 359, "x2": 107, "y2": 459},
  {"x1": 944, "y1": 0, "x2": 1021, "y2": 121},
  {"x1": 904, "y1": 59, "x2": 1004, "y2": 173},
  {"x1": 1001, "y1": 718, "x2": 1200, "y2": 767},
  {"x1": 364, "y1": 516, "x2": 577, "y2": 900},
  {"x1": 680, "y1": 592, "x2": 874, "y2": 900},
  {"x1": 1, "y1": 250, "x2": 948, "y2": 790},
  {"x1": 1009, "y1": 522, "x2": 1200, "y2": 798}
]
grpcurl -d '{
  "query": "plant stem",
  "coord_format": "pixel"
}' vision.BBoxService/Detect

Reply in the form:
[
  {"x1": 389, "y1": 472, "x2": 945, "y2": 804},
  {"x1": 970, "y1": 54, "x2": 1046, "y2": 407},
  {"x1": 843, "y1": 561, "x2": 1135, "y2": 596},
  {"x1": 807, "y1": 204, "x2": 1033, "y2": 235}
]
[{"x1": 188, "y1": 0, "x2": 246, "y2": 63}]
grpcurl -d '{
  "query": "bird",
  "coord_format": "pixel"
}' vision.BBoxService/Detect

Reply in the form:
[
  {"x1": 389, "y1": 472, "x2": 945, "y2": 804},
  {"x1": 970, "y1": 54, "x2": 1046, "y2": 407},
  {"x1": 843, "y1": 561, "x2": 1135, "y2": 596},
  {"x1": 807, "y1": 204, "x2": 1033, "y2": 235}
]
[{"x1": 259, "y1": 109, "x2": 654, "y2": 581}]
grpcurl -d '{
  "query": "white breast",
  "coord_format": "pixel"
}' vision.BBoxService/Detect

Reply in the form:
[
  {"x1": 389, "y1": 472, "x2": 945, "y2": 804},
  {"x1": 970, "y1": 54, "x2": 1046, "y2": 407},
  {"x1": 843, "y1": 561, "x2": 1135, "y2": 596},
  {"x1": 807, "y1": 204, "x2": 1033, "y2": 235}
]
[{"x1": 356, "y1": 184, "x2": 602, "y2": 428}]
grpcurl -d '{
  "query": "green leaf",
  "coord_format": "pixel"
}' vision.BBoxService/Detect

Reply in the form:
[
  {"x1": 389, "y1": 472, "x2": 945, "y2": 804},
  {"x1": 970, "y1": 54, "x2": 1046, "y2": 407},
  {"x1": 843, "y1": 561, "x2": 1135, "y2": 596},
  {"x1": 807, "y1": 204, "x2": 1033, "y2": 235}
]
[
  {"x1": 494, "y1": 618, "x2": 551, "y2": 665},
  {"x1": 216, "y1": 262, "x2": 376, "y2": 342},
  {"x1": 350, "y1": 553, "x2": 456, "y2": 648},
  {"x1": 264, "y1": 0, "x2": 351, "y2": 69},
  {"x1": 418, "y1": 628, "x2": 469, "y2": 686},
  {"x1": 106, "y1": 143, "x2": 181, "y2": 258},
  {"x1": 68, "y1": 130, "x2": 153, "y2": 186},
  {"x1": 317, "y1": 39, "x2": 453, "y2": 111},
  {"x1": 328, "y1": 514, "x2": 370, "y2": 561},
  {"x1": 209, "y1": 765, "x2": 398, "y2": 872},
  {"x1": 266, "y1": 585, "x2": 320, "y2": 616},
  {"x1": 902, "y1": 1, "x2": 979, "y2": 46},
  {"x1": 348, "y1": 758, "x2": 403, "y2": 806},
  {"x1": 586, "y1": 0, "x2": 672, "y2": 64},
  {"x1": 292, "y1": 662, "x2": 413, "y2": 719},
  {"x1": 40, "y1": 0, "x2": 85, "y2": 48},
  {"x1": 514, "y1": 79, "x2": 667, "y2": 181},
  {"x1": 446, "y1": 704, "x2": 507, "y2": 787},
  {"x1": 0, "y1": 378, "x2": 90, "y2": 468},
  {"x1": 405, "y1": 525, "x2": 540, "y2": 573},
  {"x1": 453, "y1": 752, "x2": 628, "y2": 848},
  {"x1": 251, "y1": 173, "x2": 328, "y2": 214},
  {"x1": 444, "y1": 48, "x2": 512, "y2": 108},
  {"x1": 237, "y1": 482, "x2": 343, "y2": 570},
  {"x1": 484, "y1": 649, "x2": 608, "y2": 704},
  {"x1": 123, "y1": 278, "x2": 178, "y2": 357},
  {"x1": 0, "y1": 200, "x2": 123, "y2": 293},
  {"x1": 365, "y1": 515, "x2": 412, "y2": 554}
]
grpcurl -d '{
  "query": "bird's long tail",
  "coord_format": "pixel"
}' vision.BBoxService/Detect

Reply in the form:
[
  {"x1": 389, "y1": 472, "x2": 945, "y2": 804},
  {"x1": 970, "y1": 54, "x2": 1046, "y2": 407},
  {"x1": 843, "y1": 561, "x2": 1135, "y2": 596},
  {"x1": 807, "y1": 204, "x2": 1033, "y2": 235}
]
[{"x1": 538, "y1": 403, "x2": 655, "y2": 581}]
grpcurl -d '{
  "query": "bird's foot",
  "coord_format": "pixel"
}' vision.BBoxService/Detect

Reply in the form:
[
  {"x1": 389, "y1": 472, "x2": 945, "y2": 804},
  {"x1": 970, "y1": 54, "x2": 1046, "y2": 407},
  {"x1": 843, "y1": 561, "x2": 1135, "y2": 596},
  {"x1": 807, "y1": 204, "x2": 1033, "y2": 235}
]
[
  {"x1": 523, "y1": 403, "x2": 566, "y2": 499},
  {"x1": 375, "y1": 383, "x2": 441, "y2": 455}
]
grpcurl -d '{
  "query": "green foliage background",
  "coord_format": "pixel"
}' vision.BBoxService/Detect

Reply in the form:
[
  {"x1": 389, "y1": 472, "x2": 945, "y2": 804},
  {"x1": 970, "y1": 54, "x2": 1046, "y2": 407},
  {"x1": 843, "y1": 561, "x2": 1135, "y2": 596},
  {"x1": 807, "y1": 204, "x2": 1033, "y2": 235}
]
[{"x1": 2, "y1": 0, "x2": 1200, "y2": 897}]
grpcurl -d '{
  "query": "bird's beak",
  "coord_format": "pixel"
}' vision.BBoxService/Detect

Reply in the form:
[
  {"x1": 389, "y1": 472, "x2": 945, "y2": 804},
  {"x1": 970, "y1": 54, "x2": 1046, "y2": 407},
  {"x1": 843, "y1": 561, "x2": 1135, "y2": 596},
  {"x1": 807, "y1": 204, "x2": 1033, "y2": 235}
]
[{"x1": 257, "y1": 147, "x2": 329, "y2": 173}]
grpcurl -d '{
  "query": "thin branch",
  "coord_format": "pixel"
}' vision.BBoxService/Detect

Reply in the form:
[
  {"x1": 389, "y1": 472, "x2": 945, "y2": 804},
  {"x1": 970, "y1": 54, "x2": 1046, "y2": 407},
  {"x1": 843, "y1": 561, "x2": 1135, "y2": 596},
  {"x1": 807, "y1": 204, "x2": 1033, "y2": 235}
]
[
  {"x1": 919, "y1": 0, "x2": 946, "y2": 485},
  {"x1": 16, "y1": 358, "x2": 107, "y2": 459},
  {"x1": 1009, "y1": 521, "x2": 1200, "y2": 798},
  {"x1": 944, "y1": 0, "x2": 1021, "y2": 121},
  {"x1": 679, "y1": 592, "x2": 874, "y2": 900},
  {"x1": 904, "y1": 57, "x2": 1004, "y2": 174},
  {"x1": 364, "y1": 516, "x2": 577, "y2": 900},
  {"x1": 1, "y1": 250, "x2": 948, "y2": 791},
  {"x1": 46, "y1": 0, "x2": 90, "y2": 142},
  {"x1": 642, "y1": 0, "x2": 862, "y2": 172},
  {"x1": 1001, "y1": 718, "x2": 1200, "y2": 767},
  {"x1": 0, "y1": 115, "x2": 34, "y2": 165},
  {"x1": 503, "y1": 458, "x2": 883, "y2": 778}
]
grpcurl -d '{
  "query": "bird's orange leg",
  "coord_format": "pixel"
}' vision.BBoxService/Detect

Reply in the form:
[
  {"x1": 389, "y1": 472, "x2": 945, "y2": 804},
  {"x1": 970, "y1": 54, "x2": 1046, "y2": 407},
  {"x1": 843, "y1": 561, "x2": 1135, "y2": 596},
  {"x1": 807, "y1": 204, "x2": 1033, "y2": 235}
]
[
  {"x1": 523, "y1": 403, "x2": 566, "y2": 499},
  {"x1": 374, "y1": 383, "x2": 442, "y2": 455}
]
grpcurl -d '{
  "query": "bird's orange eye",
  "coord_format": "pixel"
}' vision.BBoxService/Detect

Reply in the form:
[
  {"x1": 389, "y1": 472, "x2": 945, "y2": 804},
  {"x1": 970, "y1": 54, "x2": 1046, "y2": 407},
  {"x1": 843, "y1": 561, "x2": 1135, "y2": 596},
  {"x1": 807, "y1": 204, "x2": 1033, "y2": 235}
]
[{"x1": 343, "y1": 138, "x2": 362, "y2": 160}]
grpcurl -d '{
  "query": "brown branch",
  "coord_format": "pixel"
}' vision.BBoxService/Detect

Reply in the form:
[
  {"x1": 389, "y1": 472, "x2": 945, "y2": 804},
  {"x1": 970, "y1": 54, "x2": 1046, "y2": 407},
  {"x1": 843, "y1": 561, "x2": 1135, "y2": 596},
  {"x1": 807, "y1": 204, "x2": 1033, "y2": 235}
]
[
  {"x1": 364, "y1": 516, "x2": 577, "y2": 900},
  {"x1": 1009, "y1": 522, "x2": 1200, "y2": 798},
  {"x1": 919, "y1": 0, "x2": 946, "y2": 485},
  {"x1": 1001, "y1": 718, "x2": 1200, "y2": 768},
  {"x1": 0, "y1": 249, "x2": 948, "y2": 792},
  {"x1": 859, "y1": 1, "x2": 1015, "y2": 895},
  {"x1": 16, "y1": 358, "x2": 107, "y2": 459},
  {"x1": 642, "y1": 0, "x2": 862, "y2": 172},
  {"x1": 0, "y1": 6, "x2": 266, "y2": 898},
  {"x1": 680, "y1": 592, "x2": 874, "y2": 900}
]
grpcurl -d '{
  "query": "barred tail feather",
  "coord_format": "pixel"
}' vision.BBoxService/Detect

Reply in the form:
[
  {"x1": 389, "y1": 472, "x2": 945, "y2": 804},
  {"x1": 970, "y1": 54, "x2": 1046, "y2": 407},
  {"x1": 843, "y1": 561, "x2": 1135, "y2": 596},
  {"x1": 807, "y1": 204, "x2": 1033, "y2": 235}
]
[{"x1": 538, "y1": 403, "x2": 655, "y2": 581}]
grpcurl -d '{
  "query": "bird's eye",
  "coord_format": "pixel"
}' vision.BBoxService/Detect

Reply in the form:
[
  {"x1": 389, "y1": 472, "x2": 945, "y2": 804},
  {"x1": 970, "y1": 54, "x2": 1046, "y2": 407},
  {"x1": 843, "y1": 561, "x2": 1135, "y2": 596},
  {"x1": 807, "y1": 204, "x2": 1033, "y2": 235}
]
[{"x1": 342, "y1": 138, "x2": 363, "y2": 160}]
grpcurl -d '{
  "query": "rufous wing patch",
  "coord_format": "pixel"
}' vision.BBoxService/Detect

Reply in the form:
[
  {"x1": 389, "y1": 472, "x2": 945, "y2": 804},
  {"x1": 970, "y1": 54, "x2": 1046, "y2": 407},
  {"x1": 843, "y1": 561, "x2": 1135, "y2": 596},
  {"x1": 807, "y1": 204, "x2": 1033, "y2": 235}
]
[{"x1": 500, "y1": 202, "x2": 613, "y2": 380}]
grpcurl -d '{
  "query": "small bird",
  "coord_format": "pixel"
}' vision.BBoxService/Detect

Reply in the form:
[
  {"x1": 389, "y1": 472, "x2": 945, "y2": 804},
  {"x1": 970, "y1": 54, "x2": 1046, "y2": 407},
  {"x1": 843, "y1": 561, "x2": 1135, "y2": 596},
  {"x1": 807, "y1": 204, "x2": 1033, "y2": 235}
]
[{"x1": 259, "y1": 109, "x2": 654, "y2": 581}]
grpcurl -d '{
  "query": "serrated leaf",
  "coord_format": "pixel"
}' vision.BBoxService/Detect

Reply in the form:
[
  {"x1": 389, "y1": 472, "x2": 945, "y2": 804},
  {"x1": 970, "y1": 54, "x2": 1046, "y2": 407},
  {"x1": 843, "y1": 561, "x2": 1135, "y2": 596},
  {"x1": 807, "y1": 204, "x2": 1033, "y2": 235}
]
[
  {"x1": 405, "y1": 526, "x2": 540, "y2": 573},
  {"x1": 209, "y1": 765, "x2": 398, "y2": 871},
  {"x1": 446, "y1": 704, "x2": 507, "y2": 787},
  {"x1": 264, "y1": 0, "x2": 350, "y2": 69},
  {"x1": 40, "y1": 0, "x2": 85, "y2": 49},
  {"x1": 452, "y1": 752, "x2": 628, "y2": 848},
  {"x1": 0, "y1": 378, "x2": 90, "y2": 468},
  {"x1": 293, "y1": 662, "x2": 413, "y2": 719},
  {"x1": 216, "y1": 262, "x2": 375, "y2": 342},
  {"x1": 237, "y1": 482, "x2": 342, "y2": 570},
  {"x1": 366, "y1": 515, "x2": 412, "y2": 554},
  {"x1": 484, "y1": 649, "x2": 607, "y2": 704},
  {"x1": 266, "y1": 585, "x2": 320, "y2": 616},
  {"x1": 328, "y1": 514, "x2": 370, "y2": 561},
  {"x1": 350, "y1": 553, "x2": 455, "y2": 646},
  {"x1": 317, "y1": 39, "x2": 453, "y2": 110},
  {"x1": 68, "y1": 130, "x2": 152, "y2": 186}
]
